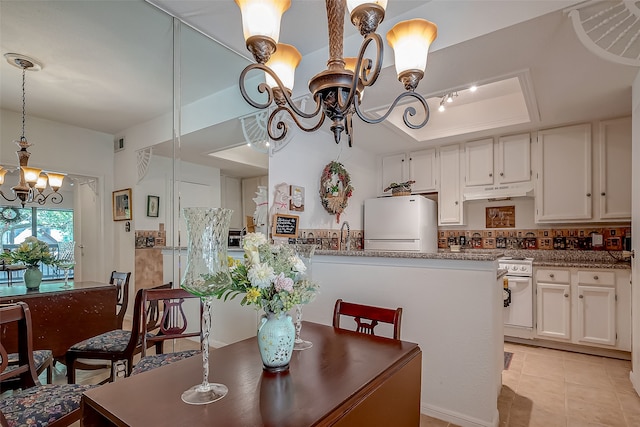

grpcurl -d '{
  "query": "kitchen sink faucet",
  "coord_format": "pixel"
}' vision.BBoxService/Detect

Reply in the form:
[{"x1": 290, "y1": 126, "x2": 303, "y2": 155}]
[{"x1": 340, "y1": 221, "x2": 350, "y2": 251}]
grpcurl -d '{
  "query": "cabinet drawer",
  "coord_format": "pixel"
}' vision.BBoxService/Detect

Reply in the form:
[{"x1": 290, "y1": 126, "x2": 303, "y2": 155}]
[
  {"x1": 536, "y1": 269, "x2": 570, "y2": 283},
  {"x1": 577, "y1": 271, "x2": 615, "y2": 286}
]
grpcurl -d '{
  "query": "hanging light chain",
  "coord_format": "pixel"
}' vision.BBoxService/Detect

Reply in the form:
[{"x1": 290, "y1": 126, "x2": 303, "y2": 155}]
[{"x1": 21, "y1": 65, "x2": 26, "y2": 141}]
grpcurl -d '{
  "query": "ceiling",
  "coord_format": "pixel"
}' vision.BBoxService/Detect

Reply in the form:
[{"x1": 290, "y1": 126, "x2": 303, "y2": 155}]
[{"x1": 1, "y1": 0, "x2": 638, "y2": 178}]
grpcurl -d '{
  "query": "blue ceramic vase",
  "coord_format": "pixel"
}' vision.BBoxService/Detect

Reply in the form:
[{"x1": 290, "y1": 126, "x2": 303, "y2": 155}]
[
  {"x1": 257, "y1": 311, "x2": 295, "y2": 372},
  {"x1": 24, "y1": 266, "x2": 43, "y2": 289}
]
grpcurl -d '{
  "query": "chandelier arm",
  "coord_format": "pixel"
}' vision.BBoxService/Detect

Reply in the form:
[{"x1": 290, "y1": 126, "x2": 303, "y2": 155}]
[
  {"x1": 33, "y1": 192, "x2": 63, "y2": 205},
  {"x1": 334, "y1": 34, "x2": 383, "y2": 113},
  {"x1": 267, "y1": 106, "x2": 327, "y2": 142},
  {"x1": 0, "y1": 190, "x2": 18, "y2": 203},
  {"x1": 353, "y1": 91, "x2": 431, "y2": 129},
  {"x1": 240, "y1": 64, "x2": 323, "y2": 120}
]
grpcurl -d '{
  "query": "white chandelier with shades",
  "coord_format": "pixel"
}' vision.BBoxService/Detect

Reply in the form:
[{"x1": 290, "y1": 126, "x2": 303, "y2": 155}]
[
  {"x1": 0, "y1": 53, "x2": 65, "y2": 207},
  {"x1": 236, "y1": 0, "x2": 438, "y2": 147}
]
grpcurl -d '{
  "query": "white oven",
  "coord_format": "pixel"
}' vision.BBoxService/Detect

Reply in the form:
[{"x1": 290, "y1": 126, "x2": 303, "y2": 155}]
[{"x1": 500, "y1": 257, "x2": 534, "y2": 338}]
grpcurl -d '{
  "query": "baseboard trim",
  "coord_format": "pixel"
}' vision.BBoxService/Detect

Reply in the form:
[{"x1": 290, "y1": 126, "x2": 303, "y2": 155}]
[
  {"x1": 505, "y1": 336, "x2": 631, "y2": 360},
  {"x1": 421, "y1": 403, "x2": 499, "y2": 427}
]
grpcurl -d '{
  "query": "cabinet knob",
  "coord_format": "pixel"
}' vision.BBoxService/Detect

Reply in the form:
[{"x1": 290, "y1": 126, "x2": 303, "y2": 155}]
[
  {"x1": 586, "y1": 193, "x2": 591, "y2": 197},
  {"x1": 549, "y1": 273, "x2": 555, "y2": 278},
  {"x1": 601, "y1": 192, "x2": 605, "y2": 196},
  {"x1": 489, "y1": 173, "x2": 493, "y2": 177},
  {"x1": 593, "y1": 275, "x2": 598, "y2": 280},
  {"x1": 500, "y1": 172, "x2": 504, "y2": 176},
  {"x1": 455, "y1": 201, "x2": 459, "y2": 205},
  {"x1": 564, "y1": 294, "x2": 569, "y2": 298},
  {"x1": 579, "y1": 294, "x2": 584, "y2": 299}
]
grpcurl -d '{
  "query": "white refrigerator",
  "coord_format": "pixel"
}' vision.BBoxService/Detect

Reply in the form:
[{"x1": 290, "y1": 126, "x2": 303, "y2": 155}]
[{"x1": 364, "y1": 195, "x2": 438, "y2": 252}]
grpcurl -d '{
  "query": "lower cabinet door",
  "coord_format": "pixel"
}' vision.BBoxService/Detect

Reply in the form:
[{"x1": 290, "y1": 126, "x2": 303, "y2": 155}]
[
  {"x1": 576, "y1": 285, "x2": 616, "y2": 346},
  {"x1": 536, "y1": 283, "x2": 571, "y2": 340}
]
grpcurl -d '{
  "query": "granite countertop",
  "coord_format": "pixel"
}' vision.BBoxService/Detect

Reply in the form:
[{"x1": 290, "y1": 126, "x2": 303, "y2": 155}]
[
  {"x1": 531, "y1": 259, "x2": 631, "y2": 269},
  {"x1": 314, "y1": 249, "x2": 504, "y2": 261}
]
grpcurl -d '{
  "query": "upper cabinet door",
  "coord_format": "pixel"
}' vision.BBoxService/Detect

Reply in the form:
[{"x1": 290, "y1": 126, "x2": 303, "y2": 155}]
[
  {"x1": 380, "y1": 153, "x2": 406, "y2": 195},
  {"x1": 598, "y1": 117, "x2": 631, "y2": 220},
  {"x1": 409, "y1": 149, "x2": 437, "y2": 193},
  {"x1": 464, "y1": 139, "x2": 494, "y2": 187},
  {"x1": 497, "y1": 133, "x2": 531, "y2": 184},
  {"x1": 438, "y1": 144, "x2": 463, "y2": 225},
  {"x1": 536, "y1": 124, "x2": 592, "y2": 222}
]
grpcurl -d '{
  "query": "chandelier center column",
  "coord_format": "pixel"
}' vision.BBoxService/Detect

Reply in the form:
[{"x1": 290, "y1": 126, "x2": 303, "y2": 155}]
[{"x1": 326, "y1": 0, "x2": 346, "y2": 71}]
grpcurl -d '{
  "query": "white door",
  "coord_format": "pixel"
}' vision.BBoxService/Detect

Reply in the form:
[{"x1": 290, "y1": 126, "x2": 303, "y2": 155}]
[
  {"x1": 409, "y1": 149, "x2": 437, "y2": 192},
  {"x1": 536, "y1": 282, "x2": 571, "y2": 340},
  {"x1": 464, "y1": 139, "x2": 494, "y2": 186},
  {"x1": 75, "y1": 179, "x2": 103, "y2": 282},
  {"x1": 536, "y1": 124, "x2": 592, "y2": 222},
  {"x1": 576, "y1": 285, "x2": 616, "y2": 346},
  {"x1": 498, "y1": 133, "x2": 531, "y2": 184},
  {"x1": 438, "y1": 145, "x2": 463, "y2": 225},
  {"x1": 598, "y1": 117, "x2": 632, "y2": 220},
  {"x1": 503, "y1": 276, "x2": 533, "y2": 328}
]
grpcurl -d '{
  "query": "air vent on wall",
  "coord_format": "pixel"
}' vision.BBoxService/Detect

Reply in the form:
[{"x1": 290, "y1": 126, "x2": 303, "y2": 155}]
[{"x1": 114, "y1": 137, "x2": 125, "y2": 152}]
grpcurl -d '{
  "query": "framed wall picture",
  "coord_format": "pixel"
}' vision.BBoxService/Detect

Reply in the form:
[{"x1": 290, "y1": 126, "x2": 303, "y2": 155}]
[
  {"x1": 112, "y1": 188, "x2": 132, "y2": 221},
  {"x1": 147, "y1": 195, "x2": 160, "y2": 218}
]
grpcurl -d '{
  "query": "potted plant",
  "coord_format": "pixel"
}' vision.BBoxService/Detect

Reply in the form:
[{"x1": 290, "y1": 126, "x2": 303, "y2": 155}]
[{"x1": 0, "y1": 237, "x2": 57, "y2": 289}]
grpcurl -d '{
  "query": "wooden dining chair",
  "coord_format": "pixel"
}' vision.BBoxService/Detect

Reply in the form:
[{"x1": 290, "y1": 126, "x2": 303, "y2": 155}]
[
  {"x1": 65, "y1": 282, "x2": 172, "y2": 384},
  {"x1": 2, "y1": 349, "x2": 54, "y2": 392},
  {"x1": 0, "y1": 302, "x2": 94, "y2": 427},
  {"x1": 110, "y1": 271, "x2": 131, "y2": 329},
  {"x1": 130, "y1": 288, "x2": 202, "y2": 375},
  {"x1": 332, "y1": 299, "x2": 403, "y2": 340}
]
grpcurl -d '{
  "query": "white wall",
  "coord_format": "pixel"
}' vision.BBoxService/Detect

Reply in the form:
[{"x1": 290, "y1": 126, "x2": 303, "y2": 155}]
[
  {"x1": 268, "y1": 130, "x2": 377, "y2": 232},
  {"x1": 1, "y1": 108, "x2": 115, "y2": 280},
  {"x1": 630, "y1": 72, "x2": 640, "y2": 393}
]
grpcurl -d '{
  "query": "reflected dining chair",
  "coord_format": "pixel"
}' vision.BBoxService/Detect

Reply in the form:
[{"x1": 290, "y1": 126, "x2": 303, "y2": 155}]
[
  {"x1": 1, "y1": 349, "x2": 53, "y2": 392},
  {"x1": 65, "y1": 282, "x2": 172, "y2": 384},
  {"x1": 332, "y1": 299, "x2": 403, "y2": 340},
  {"x1": 130, "y1": 287, "x2": 202, "y2": 375},
  {"x1": 1, "y1": 302, "x2": 94, "y2": 427}
]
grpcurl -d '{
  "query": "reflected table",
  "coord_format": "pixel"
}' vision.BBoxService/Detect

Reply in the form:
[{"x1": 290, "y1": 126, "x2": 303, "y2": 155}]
[
  {"x1": 0, "y1": 281, "x2": 118, "y2": 361},
  {"x1": 82, "y1": 322, "x2": 422, "y2": 427}
]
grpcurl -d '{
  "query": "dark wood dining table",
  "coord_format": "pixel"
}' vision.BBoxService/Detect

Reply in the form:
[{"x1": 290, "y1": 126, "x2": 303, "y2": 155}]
[
  {"x1": 0, "y1": 281, "x2": 117, "y2": 361},
  {"x1": 81, "y1": 321, "x2": 422, "y2": 427}
]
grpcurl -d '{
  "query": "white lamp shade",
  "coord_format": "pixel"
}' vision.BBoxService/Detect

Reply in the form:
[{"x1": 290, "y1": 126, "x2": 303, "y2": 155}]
[
  {"x1": 386, "y1": 19, "x2": 437, "y2": 76},
  {"x1": 21, "y1": 166, "x2": 42, "y2": 184},
  {"x1": 347, "y1": 0, "x2": 387, "y2": 14},
  {"x1": 265, "y1": 43, "x2": 301, "y2": 90},
  {"x1": 235, "y1": 0, "x2": 291, "y2": 42},
  {"x1": 46, "y1": 172, "x2": 65, "y2": 190},
  {"x1": 35, "y1": 174, "x2": 48, "y2": 190}
]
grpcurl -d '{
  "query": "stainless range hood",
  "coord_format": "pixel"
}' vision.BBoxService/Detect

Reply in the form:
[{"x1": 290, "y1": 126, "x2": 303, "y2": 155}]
[{"x1": 463, "y1": 181, "x2": 534, "y2": 201}]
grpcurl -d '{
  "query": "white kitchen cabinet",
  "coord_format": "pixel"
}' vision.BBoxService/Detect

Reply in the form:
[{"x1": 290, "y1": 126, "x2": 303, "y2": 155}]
[
  {"x1": 438, "y1": 144, "x2": 463, "y2": 225},
  {"x1": 380, "y1": 153, "x2": 407, "y2": 195},
  {"x1": 597, "y1": 117, "x2": 631, "y2": 220},
  {"x1": 408, "y1": 149, "x2": 437, "y2": 192},
  {"x1": 537, "y1": 279, "x2": 571, "y2": 341},
  {"x1": 497, "y1": 133, "x2": 531, "y2": 184},
  {"x1": 464, "y1": 139, "x2": 494, "y2": 186},
  {"x1": 534, "y1": 267, "x2": 630, "y2": 351},
  {"x1": 576, "y1": 285, "x2": 616, "y2": 346},
  {"x1": 535, "y1": 124, "x2": 592, "y2": 222},
  {"x1": 221, "y1": 175, "x2": 243, "y2": 229}
]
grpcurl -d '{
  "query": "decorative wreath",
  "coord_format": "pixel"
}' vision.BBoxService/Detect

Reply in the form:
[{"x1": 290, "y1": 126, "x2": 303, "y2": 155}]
[
  {"x1": 0, "y1": 207, "x2": 21, "y2": 224},
  {"x1": 319, "y1": 161, "x2": 354, "y2": 223}
]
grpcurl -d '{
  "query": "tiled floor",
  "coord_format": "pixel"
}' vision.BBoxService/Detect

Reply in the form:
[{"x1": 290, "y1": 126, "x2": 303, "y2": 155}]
[
  {"x1": 421, "y1": 342, "x2": 640, "y2": 427},
  {"x1": 36, "y1": 341, "x2": 640, "y2": 427}
]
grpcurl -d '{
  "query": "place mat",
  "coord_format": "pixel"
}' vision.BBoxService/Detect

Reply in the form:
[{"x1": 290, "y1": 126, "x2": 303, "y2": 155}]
[{"x1": 504, "y1": 351, "x2": 514, "y2": 370}]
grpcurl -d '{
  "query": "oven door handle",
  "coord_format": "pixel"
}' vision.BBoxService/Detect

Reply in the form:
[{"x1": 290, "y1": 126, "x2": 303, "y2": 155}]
[{"x1": 505, "y1": 276, "x2": 532, "y2": 287}]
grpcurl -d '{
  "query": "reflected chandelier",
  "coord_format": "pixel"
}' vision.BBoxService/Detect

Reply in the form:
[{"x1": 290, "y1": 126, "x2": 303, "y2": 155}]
[
  {"x1": 0, "y1": 54, "x2": 64, "y2": 207},
  {"x1": 236, "y1": 0, "x2": 437, "y2": 147}
]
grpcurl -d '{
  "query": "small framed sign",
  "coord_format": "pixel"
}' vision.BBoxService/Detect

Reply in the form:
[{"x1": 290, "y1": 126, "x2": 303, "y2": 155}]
[
  {"x1": 147, "y1": 195, "x2": 159, "y2": 218},
  {"x1": 112, "y1": 188, "x2": 132, "y2": 221},
  {"x1": 273, "y1": 214, "x2": 299, "y2": 238}
]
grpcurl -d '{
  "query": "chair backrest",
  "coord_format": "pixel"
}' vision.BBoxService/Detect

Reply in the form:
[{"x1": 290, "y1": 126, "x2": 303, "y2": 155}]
[
  {"x1": 110, "y1": 271, "x2": 131, "y2": 329},
  {"x1": 139, "y1": 287, "x2": 202, "y2": 357},
  {"x1": 0, "y1": 302, "x2": 40, "y2": 390},
  {"x1": 332, "y1": 299, "x2": 403, "y2": 340}
]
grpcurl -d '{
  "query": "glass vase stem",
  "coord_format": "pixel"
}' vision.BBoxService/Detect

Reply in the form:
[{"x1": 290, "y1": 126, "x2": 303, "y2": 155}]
[
  {"x1": 294, "y1": 304, "x2": 303, "y2": 341},
  {"x1": 201, "y1": 296, "x2": 213, "y2": 389}
]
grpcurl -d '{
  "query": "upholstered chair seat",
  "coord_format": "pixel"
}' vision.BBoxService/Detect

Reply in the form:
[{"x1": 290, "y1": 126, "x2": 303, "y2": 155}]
[{"x1": 131, "y1": 349, "x2": 200, "y2": 375}]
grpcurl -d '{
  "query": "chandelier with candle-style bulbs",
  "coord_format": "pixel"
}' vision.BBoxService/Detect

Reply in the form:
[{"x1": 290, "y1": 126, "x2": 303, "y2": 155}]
[
  {"x1": 236, "y1": 0, "x2": 437, "y2": 147},
  {"x1": 0, "y1": 54, "x2": 65, "y2": 207}
]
